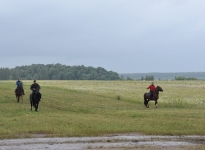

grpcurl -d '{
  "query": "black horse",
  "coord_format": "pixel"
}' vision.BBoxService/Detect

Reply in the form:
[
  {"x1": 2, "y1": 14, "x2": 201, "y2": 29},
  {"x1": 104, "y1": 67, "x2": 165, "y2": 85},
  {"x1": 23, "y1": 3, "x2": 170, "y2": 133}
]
[
  {"x1": 30, "y1": 89, "x2": 41, "y2": 111},
  {"x1": 16, "y1": 85, "x2": 23, "y2": 103},
  {"x1": 144, "y1": 86, "x2": 163, "y2": 108}
]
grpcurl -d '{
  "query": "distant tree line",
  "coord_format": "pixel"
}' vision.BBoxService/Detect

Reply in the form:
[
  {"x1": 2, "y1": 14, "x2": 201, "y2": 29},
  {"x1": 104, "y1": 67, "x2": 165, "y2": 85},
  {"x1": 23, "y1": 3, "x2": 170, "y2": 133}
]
[
  {"x1": 120, "y1": 75, "x2": 155, "y2": 81},
  {"x1": 121, "y1": 72, "x2": 205, "y2": 80},
  {"x1": 175, "y1": 76, "x2": 197, "y2": 80},
  {"x1": 141, "y1": 75, "x2": 154, "y2": 81},
  {"x1": 0, "y1": 64, "x2": 120, "y2": 80}
]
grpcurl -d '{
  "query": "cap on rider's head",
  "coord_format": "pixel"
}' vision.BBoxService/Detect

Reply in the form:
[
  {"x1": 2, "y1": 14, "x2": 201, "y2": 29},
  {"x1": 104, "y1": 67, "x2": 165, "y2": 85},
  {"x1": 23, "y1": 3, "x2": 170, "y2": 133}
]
[{"x1": 34, "y1": 80, "x2": 36, "y2": 82}]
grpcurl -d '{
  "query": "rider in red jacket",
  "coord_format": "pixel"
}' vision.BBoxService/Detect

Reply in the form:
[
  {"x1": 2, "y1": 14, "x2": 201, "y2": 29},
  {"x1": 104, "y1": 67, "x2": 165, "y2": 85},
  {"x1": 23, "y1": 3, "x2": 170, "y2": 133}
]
[{"x1": 147, "y1": 82, "x2": 155, "y2": 99}]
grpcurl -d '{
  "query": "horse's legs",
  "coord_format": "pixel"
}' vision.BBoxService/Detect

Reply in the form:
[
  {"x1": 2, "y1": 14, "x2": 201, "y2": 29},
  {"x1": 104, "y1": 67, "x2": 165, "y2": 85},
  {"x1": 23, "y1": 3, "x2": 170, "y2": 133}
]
[
  {"x1": 30, "y1": 101, "x2": 32, "y2": 111},
  {"x1": 35, "y1": 103, "x2": 37, "y2": 111},
  {"x1": 155, "y1": 100, "x2": 158, "y2": 108},
  {"x1": 147, "y1": 100, "x2": 149, "y2": 108},
  {"x1": 30, "y1": 94, "x2": 33, "y2": 111},
  {"x1": 17, "y1": 96, "x2": 19, "y2": 103},
  {"x1": 36, "y1": 101, "x2": 39, "y2": 111},
  {"x1": 144, "y1": 99, "x2": 147, "y2": 107},
  {"x1": 33, "y1": 100, "x2": 37, "y2": 112},
  {"x1": 35, "y1": 102, "x2": 38, "y2": 111},
  {"x1": 144, "y1": 98, "x2": 149, "y2": 108}
]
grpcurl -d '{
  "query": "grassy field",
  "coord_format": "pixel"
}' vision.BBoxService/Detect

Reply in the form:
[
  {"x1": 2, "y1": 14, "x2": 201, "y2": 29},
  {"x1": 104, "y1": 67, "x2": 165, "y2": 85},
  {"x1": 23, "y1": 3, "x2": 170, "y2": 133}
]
[{"x1": 0, "y1": 80, "x2": 205, "y2": 139}]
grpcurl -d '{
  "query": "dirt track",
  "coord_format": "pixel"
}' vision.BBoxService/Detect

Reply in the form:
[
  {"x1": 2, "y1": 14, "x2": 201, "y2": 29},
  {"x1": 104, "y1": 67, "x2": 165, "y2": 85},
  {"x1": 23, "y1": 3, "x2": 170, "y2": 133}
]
[{"x1": 0, "y1": 134, "x2": 205, "y2": 150}]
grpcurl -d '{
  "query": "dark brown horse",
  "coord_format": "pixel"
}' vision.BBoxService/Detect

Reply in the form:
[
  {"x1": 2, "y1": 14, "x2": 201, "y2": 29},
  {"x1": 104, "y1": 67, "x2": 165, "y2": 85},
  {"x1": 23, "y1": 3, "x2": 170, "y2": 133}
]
[
  {"x1": 16, "y1": 85, "x2": 23, "y2": 103},
  {"x1": 30, "y1": 89, "x2": 41, "y2": 111},
  {"x1": 144, "y1": 86, "x2": 163, "y2": 108}
]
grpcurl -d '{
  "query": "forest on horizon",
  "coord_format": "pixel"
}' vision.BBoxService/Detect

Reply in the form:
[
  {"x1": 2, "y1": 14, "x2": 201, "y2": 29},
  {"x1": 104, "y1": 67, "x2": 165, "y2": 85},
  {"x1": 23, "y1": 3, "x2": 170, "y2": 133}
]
[
  {"x1": 0, "y1": 64, "x2": 120, "y2": 80},
  {"x1": 1, "y1": 63, "x2": 205, "y2": 81}
]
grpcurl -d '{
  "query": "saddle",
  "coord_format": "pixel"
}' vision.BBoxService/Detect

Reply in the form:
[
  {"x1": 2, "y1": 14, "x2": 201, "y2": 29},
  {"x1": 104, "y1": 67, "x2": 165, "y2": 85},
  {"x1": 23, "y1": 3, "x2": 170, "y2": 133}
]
[
  {"x1": 149, "y1": 93, "x2": 153, "y2": 100},
  {"x1": 15, "y1": 86, "x2": 22, "y2": 94}
]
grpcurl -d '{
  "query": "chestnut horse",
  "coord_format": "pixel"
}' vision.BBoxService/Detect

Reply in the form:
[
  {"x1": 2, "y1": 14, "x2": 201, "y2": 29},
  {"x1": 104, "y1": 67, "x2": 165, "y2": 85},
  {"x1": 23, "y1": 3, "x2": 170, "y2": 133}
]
[
  {"x1": 16, "y1": 85, "x2": 23, "y2": 103},
  {"x1": 144, "y1": 86, "x2": 163, "y2": 108}
]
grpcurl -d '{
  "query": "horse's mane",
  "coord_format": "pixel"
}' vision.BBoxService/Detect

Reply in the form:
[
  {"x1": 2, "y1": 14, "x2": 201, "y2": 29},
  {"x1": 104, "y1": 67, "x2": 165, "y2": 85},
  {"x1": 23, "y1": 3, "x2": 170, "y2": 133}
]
[
  {"x1": 155, "y1": 86, "x2": 161, "y2": 89},
  {"x1": 154, "y1": 86, "x2": 163, "y2": 94}
]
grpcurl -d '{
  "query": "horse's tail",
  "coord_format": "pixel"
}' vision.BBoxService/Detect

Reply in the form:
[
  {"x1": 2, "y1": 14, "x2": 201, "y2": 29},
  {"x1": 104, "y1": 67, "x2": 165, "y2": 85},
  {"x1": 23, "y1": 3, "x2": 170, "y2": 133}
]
[{"x1": 144, "y1": 93, "x2": 149, "y2": 100}]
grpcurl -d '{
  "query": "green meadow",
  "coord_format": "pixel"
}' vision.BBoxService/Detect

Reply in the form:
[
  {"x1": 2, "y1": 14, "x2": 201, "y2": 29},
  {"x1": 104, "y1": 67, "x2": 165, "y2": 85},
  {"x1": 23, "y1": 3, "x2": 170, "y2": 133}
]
[{"x1": 0, "y1": 80, "x2": 205, "y2": 139}]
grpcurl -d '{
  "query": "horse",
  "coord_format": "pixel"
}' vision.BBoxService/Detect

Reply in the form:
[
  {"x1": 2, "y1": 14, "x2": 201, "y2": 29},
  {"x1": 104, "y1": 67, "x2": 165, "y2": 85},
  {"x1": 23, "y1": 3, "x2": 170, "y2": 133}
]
[
  {"x1": 144, "y1": 86, "x2": 163, "y2": 108},
  {"x1": 16, "y1": 85, "x2": 23, "y2": 103},
  {"x1": 30, "y1": 89, "x2": 41, "y2": 111}
]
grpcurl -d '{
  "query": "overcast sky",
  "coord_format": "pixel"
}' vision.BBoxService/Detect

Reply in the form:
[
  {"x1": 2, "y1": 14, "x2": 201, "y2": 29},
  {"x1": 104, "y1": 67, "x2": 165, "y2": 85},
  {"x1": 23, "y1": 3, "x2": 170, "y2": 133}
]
[{"x1": 1, "y1": 0, "x2": 205, "y2": 73}]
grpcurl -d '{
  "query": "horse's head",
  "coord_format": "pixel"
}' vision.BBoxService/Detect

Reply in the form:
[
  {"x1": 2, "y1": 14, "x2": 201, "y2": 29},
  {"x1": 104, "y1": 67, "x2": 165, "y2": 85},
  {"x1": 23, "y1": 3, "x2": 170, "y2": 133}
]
[
  {"x1": 16, "y1": 85, "x2": 23, "y2": 96},
  {"x1": 156, "y1": 86, "x2": 163, "y2": 92}
]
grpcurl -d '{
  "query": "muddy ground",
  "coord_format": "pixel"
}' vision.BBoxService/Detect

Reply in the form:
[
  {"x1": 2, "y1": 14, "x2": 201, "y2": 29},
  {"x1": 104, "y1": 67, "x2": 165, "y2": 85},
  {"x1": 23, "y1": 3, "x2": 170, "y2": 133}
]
[{"x1": 0, "y1": 134, "x2": 205, "y2": 150}]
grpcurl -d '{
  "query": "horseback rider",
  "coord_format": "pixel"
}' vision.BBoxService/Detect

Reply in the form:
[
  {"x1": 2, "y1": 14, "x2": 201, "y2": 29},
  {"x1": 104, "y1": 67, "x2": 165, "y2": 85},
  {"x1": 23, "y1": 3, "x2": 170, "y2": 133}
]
[
  {"x1": 147, "y1": 82, "x2": 155, "y2": 99},
  {"x1": 30, "y1": 80, "x2": 41, "y2": 100},
  {"x1": 15, "y1": 78, "x2": 25, "y2": 95}
]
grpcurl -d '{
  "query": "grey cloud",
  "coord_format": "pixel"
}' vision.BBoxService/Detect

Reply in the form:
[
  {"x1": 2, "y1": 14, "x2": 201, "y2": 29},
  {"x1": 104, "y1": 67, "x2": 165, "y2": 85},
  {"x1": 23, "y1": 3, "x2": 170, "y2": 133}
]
[{"x1": 1, "y1": 0, "x2": 205, "y2": 72}]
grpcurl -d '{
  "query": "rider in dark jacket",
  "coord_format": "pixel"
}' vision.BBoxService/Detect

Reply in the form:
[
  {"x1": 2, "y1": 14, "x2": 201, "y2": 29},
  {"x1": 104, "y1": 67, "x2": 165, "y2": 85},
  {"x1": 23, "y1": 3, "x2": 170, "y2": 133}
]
[{"x1": 30, "y1": 80, "x2": 41, "y2": 99}]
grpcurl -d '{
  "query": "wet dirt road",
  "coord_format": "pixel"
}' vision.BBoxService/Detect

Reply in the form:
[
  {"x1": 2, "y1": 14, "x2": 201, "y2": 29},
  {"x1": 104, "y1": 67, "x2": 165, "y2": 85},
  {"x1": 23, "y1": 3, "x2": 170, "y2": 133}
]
[{"x1": 0, "y1": 134, "x2": 205, "y2": 150}]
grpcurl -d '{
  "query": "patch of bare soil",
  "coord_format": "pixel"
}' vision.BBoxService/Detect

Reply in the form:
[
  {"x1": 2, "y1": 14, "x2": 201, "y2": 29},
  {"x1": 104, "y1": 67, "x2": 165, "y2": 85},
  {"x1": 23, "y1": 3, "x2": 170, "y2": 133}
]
[{"x1": 0, "y1": 134, "x2": 205, "y2": 150}]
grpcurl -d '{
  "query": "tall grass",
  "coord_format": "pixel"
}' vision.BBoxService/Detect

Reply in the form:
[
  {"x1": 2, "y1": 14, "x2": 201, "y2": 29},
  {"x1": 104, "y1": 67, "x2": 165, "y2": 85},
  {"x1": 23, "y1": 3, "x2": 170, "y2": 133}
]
[{"x1": 0, "y1": 80, "x2": 205, "y2": 139}]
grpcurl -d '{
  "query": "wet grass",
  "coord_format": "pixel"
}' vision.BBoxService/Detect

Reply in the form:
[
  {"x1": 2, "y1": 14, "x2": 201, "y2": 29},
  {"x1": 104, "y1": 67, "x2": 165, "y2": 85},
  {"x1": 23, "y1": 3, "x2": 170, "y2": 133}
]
[{"x1": 0, "y1": 80, "x2": 205, "y2": 139}]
